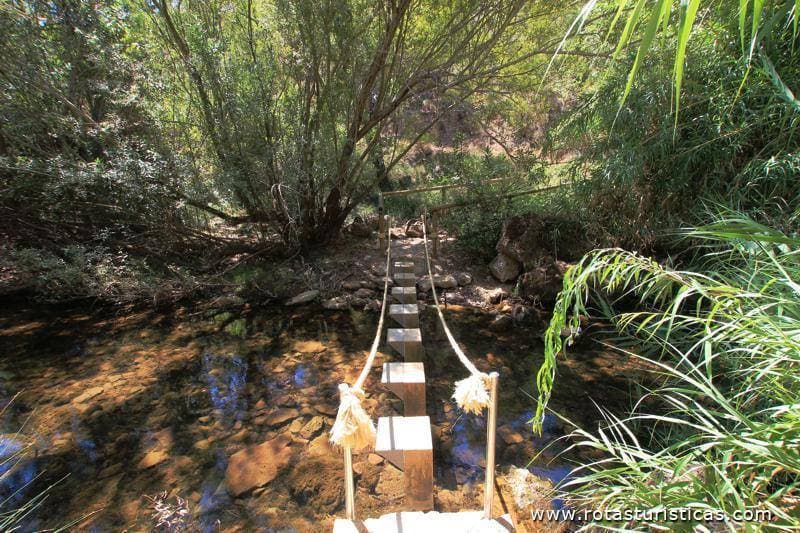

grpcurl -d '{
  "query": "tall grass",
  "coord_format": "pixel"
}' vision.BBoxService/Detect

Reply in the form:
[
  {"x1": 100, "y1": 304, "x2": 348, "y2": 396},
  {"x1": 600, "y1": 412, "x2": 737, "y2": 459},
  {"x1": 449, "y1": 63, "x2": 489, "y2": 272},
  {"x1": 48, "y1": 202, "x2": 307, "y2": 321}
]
[{"x1": 534, "y1": 215, "x2": 800, "y2": 528}]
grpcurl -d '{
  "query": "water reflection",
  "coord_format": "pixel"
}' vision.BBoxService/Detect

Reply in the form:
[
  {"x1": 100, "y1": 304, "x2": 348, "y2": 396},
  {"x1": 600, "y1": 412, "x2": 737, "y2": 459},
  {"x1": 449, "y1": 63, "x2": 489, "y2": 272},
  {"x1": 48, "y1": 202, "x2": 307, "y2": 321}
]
[{"x1": 202, "y1": 352, "x2": 248, "y2": 423}]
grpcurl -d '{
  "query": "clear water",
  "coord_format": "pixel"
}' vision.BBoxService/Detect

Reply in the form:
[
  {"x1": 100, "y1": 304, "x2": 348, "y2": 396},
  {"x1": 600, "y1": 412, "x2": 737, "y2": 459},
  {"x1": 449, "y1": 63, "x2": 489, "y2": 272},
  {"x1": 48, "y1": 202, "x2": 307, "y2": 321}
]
[{"x1": 0, "y1": 299, "x2": 645, "y2": 530}]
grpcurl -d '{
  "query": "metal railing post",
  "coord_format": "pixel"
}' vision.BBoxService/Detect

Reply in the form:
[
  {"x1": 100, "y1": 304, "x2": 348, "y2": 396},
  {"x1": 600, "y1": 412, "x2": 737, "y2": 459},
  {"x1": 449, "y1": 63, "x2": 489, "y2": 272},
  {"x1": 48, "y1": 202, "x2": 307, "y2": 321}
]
[
  {"x1": 339, "y1": 383, "x2": 356, "y2": 520},
  {"x1": 483, "y1": 372, "x2": 499, "y2": 519}
]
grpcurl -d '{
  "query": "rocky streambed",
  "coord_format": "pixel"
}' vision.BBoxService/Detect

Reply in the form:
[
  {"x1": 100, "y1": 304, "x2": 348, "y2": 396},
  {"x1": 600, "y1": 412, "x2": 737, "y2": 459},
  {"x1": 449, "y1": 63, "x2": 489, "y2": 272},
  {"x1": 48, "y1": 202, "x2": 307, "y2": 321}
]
[{"x1": 0, "y1": 296, "x2": 652, "y2": 531}]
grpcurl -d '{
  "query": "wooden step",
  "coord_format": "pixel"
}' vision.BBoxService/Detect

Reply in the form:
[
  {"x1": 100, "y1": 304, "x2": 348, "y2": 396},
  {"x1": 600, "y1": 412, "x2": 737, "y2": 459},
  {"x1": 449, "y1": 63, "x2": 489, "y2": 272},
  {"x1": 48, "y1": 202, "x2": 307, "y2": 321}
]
[
  {"x1": 394, "y1": 261, "x2": 415, "y2": 274},
  {"x1": 393, "y1": 272, "x2": 416, "y2": 288},
  {"x1": 391, "y1": 286, "x2": 416, "y2": 304},
  {"x1": 389, "y1": 304, "x2": 419, "y2": 328},
  {"x1": 374, "y1": 416, "x2": 434, "y2": 511},
  {"x1": 381, "y1": 362, "x2": 426, "y2": 416},
  {"x1": 333, "y1": 511, "x2": 515, "y2": 532},
  {"x1": 387, "y1": 328, "x2": 422, "y2": 361}
]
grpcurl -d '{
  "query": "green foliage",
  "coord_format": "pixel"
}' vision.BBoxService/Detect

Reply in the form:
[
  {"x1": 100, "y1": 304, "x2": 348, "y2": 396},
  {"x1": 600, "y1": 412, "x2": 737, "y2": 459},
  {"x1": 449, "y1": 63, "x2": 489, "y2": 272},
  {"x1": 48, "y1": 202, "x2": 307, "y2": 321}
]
[
  {"x1": 548, "y1": 21, "x2": 800, "y2": 249},
  {"x1": 534, "y1": 216, "x2": 800, "y2": 528},
  {"x1": 1, "y1": 244, "x2": 196, "y2": 304}
]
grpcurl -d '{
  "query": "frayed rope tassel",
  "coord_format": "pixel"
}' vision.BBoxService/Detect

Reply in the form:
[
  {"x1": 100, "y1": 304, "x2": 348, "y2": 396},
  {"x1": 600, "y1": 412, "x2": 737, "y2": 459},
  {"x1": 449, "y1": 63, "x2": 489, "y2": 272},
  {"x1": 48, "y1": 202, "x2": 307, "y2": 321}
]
[
  {"x1": 452, "y1": 373, "x2": 490, "y2": 415},
  {"x1": 329, "y1": 385, "x2": 375, "y2": 450}
]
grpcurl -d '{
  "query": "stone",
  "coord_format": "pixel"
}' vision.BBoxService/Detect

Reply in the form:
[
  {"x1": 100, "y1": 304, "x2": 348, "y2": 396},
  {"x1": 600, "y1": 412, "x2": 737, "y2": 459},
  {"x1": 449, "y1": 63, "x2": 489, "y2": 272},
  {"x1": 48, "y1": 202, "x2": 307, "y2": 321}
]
[
  {"x1": 323, "y1": 297, "x2": 351, "y2": 310},
  {"x1": 489, "y1": 254, "x2": 521, "y2": 283},
  {"x1": 519, "y1": 259, "x2": 571, "y2": 306},
  {"x1": 254, "y1": 399, "x2": 267, "y2": 411},
  {"x1": 308, "y1": 433, "x2": 335, "y2": 457},
  {"x1": 418, "y1": 275, "x2": 458, "y2": 292},
  {"x1": 137, "y1": 450, "x2": 169, "y2": 470},
  {"x1": 289, "y1": 418, "x2": 305, "y2": 433},
  {"x1": 299, "y1": 416, "x2": 325, "y2": 440},
  {"x1": 73, "y1": 386, "x2": 104, "y2": 404},
  {"x1": 265, "y1": 408, "x2": 299, "y2": 427},
  {"x1": 456, "y1": 273, "x2": 473, "y2": 286},
  {"x1": 496, "y1": 214, "x2": 590, "y2": 268},
  {"x1": 354, "y1": 287, "x2": 375, "y2": 299},
  {"x1": 225, "y1": 435, "x2": 293, "y2": 497},
  {"x1": 488, "y1": 288, "x2": 509, "y2": 304},
  {"x1": 368, "y1": 453, "x2": 384, "y2": 465},
  {"x1": 341, "y1": 281, "x2": 362, "y2": 291},
  {"x1": 293, "y1": 340, "x2": 326, "y2": 353},
  {"x1": 404, "y1": 221, "x2": 424, "y2": 238},
  {"x1": 444, "y1": 292, "x2": 466, "y2": 305},
  {"x1": 285, "y1": 290, "x2": 319, "y2": 306},
  {"x1": 498, "y1": 425, "x2": 524, "y2": 445},
  {"x1": 489, "y1": 314, "x2": 513, "y2": 332}
]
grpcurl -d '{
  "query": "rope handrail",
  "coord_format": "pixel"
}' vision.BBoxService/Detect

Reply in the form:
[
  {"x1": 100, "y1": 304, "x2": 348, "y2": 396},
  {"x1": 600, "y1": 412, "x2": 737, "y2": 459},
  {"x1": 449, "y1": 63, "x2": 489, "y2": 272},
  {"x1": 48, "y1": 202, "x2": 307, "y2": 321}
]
[
  {"x1": 329, "y1": 218, "x2": 392, "y2": 450},
  {"x1": 421, "y1": 211, "x2": 491, "y2": 415}
]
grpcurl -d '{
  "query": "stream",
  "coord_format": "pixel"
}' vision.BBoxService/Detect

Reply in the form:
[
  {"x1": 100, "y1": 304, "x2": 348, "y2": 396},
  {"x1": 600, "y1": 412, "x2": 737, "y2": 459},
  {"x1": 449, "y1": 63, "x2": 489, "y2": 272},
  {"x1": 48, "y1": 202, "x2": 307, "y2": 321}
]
[{"x1": 0, "y1": 298, "x2": 649, "y2": 531}]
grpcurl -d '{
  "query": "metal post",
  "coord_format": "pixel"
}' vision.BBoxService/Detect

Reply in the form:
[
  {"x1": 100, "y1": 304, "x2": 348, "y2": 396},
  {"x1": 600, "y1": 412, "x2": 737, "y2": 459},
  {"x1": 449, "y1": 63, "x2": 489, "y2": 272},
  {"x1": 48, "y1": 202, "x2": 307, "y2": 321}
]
[
  {"x1": 378, "y1": 194, "x2": 385, "y2": 251},
  {"x1": 339, "y1": 383, "x2": 356, "y2": 520},
  {"x1": 483, "y1": 372, "x2": 499, "y2": 519}
]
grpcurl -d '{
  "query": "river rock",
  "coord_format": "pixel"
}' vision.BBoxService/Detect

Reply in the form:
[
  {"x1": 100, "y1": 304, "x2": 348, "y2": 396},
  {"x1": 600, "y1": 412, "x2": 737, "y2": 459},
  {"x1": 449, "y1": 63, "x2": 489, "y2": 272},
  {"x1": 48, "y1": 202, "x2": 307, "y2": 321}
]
[
  {"x1": 519, "y1": 259, "x2": 570, "y2": 305},
  {"x1": 444, "y1": 292, "x2": 466, "y2": 305},
  {"x1": 456, "y1": 272, "x2": 473, "y2": 286},
  {"x1": 225, "y1": 435, "x2": 292, "y2": 497},
  {"x1": 299, "y1": 416, "x2": 325, "y2": 440},
  {"x1": 418, "y1": 275, "x2": 457, "y2": 292},
  {"x1": 285, "y1": 290, "x2": 319, "y2": 306},
  {"x1": 489, "y1": 314, "x2": 513, "y2": 332},
  {"x1": 489, "y1": 253, "x2": 521, "y2": 282},
  {"x1": 265, "y1": 408, "x2": 299, "y2": 427},
  {"x1": 348, "y1": 218, "x2": 372, "y2": 238},
  {"x1": 322, "y1": 297, "x2": 350, "y2": 310},
  {"x1": 341, "y1": 281, "x2": 362, "y2": 290},
  {"x1": 137, "y1": 449, "x2": 169, "y2": 470},
  {"x1": 73, "y1": 386, "x2": 104, "y2": 404},
  {"x1": 498, "y1": 424, "x2": 525, "y2": 445},
  {"x1": 354, "y1": 288, "x2": 375, "y2": 299},
  {"x1": 404, "y1": 221, "x2": 424, "y2": 238}
]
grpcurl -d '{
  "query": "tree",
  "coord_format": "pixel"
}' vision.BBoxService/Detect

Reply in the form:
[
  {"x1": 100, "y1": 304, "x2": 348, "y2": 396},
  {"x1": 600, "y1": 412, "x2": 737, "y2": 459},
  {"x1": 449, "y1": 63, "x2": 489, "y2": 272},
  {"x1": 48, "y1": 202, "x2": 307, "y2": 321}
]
[{"x1": 143, "y1": 0, "x2": 527, "y2": 247}]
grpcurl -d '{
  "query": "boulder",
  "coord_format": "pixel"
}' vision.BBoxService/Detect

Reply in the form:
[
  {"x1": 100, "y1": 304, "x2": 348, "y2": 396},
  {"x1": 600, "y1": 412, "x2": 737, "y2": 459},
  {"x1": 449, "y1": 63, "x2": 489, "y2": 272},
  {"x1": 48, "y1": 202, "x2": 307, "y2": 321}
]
[
  {"x1": 285, "y1": 290, "x2": 319, "y2": 306},
  {"x1": 496, "y1": 214, "x2": 590, "y2": 269},
  {"x1": 225, "y1": 435, "x2": 293, "y2": 496},
  {"x1": 489, "y1": 254, "x2": 521, "y2": 283},
  {"x1": 519, "y1": 259, "x2": 570, "y2": 305},
  {"x1": 404, "y1": 220, "x2": 424, "y2": 238}
]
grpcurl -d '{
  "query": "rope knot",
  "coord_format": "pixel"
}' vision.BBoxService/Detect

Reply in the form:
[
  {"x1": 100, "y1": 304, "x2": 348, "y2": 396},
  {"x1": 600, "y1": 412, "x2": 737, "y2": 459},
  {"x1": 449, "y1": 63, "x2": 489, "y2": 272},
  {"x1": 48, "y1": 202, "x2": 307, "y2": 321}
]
[
  {"x1": 329, "y1": 383, "x2": 376, "y2": 450},
  {"x1": 452, "y1": 372, "x2": 491, "y2": 415}
]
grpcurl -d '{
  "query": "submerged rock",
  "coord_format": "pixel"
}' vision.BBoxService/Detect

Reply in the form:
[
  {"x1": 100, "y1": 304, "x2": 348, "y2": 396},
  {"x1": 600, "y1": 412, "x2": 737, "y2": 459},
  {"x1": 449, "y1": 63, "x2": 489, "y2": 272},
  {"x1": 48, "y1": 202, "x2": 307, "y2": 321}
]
[
  {"x1": 225, "y1": 435, "x2": 293, "y2": 497},
  {"x1": 287, "y1": 457, "x2": 344, "y2": 514}
]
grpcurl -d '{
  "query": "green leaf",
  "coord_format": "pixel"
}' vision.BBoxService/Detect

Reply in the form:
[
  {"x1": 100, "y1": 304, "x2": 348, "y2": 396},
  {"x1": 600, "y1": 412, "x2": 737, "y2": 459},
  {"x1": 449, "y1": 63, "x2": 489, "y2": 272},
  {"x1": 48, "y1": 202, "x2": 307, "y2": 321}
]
[
  {"x1": 619, "y1": 0, "x2": 669, "y2": 110},
  {"x1": 673, "y1": 0, "x2": 701, "y2": 124}
]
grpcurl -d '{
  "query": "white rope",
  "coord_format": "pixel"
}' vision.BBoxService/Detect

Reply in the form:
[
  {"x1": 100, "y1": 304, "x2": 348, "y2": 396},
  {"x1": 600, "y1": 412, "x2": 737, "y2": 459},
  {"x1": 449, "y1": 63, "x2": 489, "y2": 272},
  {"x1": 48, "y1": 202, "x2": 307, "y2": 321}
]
[
  {"x1": 330, "y1": 217, "x2": 392, "y2": 449},
  {"x1": 420, "y1": 212, "x2": 491, "y2": 415}
]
